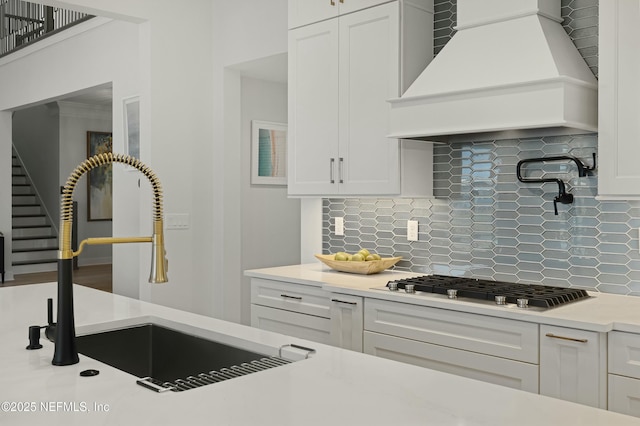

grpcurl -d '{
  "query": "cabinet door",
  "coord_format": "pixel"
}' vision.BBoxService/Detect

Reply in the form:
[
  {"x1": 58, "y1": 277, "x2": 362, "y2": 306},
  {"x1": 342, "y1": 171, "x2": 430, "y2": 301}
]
[
  {"x1": 598, "y1": 0, "x2": 640, "y2": 199},
  {"x1": 338, "y1": 2, "x2": 400, "y2": 195},
  {"x1": 609, "y1": 374, "x2": 640, "y2": 418},
  {"x1": 251, "y1": 304, "x2": 331, "y2": 345},
  {"x1": 364, "y1": 331, "x2": 539, "y2": 393},
  {"x1": 288, "y1": 0, "x2": 339, "y2": 29},
  {"x1": 329, "y1": 294, "x2": 363, "y2": 351},
  {"x1": 539, "y1": 325, "x2": 606, "y2": 409},
  {"x1": 288, "y1": 19, "x2": 340, "y2": 196}
]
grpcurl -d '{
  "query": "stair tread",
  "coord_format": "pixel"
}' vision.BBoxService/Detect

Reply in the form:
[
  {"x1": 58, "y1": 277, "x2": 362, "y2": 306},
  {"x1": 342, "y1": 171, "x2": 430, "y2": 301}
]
[
  {"x1": 12, "y1": 225, "x2": 53, "y2": 229},
  {"x1": 13, "y1": 235, "x2": 57, "y2": 241},
  {"x1": 12, "y1": 259, "x2": 57, "y2": 266},
  {"x1": 13, "y1": 247, "x2": 58, "y2": 253},
  {"x1": 12, "y1": 214, "x2": 46, "y2": 218}
]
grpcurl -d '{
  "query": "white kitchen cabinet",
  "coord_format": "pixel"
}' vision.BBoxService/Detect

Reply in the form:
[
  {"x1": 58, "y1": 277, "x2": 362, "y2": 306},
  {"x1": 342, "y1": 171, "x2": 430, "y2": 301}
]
[
  {"x1": 288, "y1": 0, "x2": 391, "y2": 29},
  {"x1": 329, "y1": 293, "x2": 363, "y2": 351},
  {"x1": 363, "y1": 298, "x2": 540, "y2": 393},
  {"x1": 288, "y1": 1, "x2": 434, "y2": 197},
  {"x1": 539, "y1": 325, "x2": 607, "y2": 409},
  {"x1": 250, "y1": 278, "x2": 332, "y2": 345},
  {"x1": 364, "y1": 331, "x2": 539, "y2": 392},
  {"x1": 598, "y1": 0, "x2": 640, "y2": 199},
  {"x1": 608, "y1": 331, "x2": 640, "y2": 417},
  {"x1": 251, "y1": 304, "x2": 331, "y2": 344}
]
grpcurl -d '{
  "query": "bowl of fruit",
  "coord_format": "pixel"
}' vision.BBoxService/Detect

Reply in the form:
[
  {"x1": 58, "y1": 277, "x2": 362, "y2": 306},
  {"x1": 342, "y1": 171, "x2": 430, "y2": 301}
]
[{"x1": 315, "y1": 249, "x2": 402, "y2": 275}]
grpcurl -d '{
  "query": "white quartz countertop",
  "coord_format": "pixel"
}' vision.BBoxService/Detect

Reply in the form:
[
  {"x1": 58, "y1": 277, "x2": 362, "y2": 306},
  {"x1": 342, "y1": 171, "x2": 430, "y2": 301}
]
[
  {"x1": 2, "y1": 282, "x2": 640, "y2": 425},
  {"x1": 245, "y1": 263, "x2": 640, "y2": 333}
]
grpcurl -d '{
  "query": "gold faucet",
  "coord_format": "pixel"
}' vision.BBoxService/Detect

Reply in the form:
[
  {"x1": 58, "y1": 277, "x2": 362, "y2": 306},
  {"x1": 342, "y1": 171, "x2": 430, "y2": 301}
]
[{"x1": 53, "y1": 153, "x2": 168, "y2": 366}]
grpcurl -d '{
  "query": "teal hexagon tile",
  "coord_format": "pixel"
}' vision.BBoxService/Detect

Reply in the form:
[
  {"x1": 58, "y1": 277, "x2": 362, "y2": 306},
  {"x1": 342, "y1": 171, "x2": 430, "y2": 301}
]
[{"x1": 597, "y1": 280, "x2": 630, "y2": 292}]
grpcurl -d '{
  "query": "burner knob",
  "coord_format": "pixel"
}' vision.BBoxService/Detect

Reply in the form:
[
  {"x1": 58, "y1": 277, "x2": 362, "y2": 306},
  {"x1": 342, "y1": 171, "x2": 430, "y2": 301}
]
[
  {"x1": 405, "y1": 284, "x2": 415, "y2": 294},
  {"x1": 516, "y1": 298, "x2": 529, "y2": 309},
  {"x1": 495, "y1": 295, "x2": 506, "y2": 305},
  {"x1": 388, "y1": 282, "x2": 398, "y2": 291},
  {"x1": 447, "y1": 289, "x2": 457, "y2": 299}
]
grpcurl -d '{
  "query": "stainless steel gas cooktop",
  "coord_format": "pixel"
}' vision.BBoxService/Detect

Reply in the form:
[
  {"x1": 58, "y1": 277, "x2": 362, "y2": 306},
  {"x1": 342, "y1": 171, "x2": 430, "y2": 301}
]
[{"x1": 375, "y1": 275, "x2": 590, "y2": 310}]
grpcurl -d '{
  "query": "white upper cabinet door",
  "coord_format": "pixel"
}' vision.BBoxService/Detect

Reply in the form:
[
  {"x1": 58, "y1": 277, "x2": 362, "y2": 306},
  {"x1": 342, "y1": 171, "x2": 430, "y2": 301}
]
[
  {"x1": 288, "y1": 0, "x2": 391, "y2": 29},
  {"x1": 598, "y1": 0, "x2": 640, "y2": 199},
  {"x1": 288, "y1": 19, "x2": 340, "y2": 195},
  {"x1": 337, "y1": 3, "x2": 400, "y2": 195}
]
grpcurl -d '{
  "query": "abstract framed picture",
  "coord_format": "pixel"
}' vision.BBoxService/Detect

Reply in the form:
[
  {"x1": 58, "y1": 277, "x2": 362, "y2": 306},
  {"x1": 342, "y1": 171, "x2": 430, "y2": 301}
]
[
  {"x1": 251, "y1": 120, "x2": 287, "y2": 185},
  {"x1": 86, "y1": 131, "x2": 113, "y2": 221},
  {"x1": 123, "y1": 95, "x2": 140, "y2": 169}
]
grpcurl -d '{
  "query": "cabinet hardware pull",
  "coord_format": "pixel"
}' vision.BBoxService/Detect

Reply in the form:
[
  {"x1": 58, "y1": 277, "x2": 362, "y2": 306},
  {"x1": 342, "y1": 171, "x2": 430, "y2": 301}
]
[
  {"x1": 330, "y1": 158, "x2": 335, "y2": 183},
  {"x1": 281, "y1": 294, "x2": 302, "y2": 300},
  {"x1": 339, "y1": 0, "x2": 344, "y2": 3},
  {"x1": 330, "y1": 0, "x2": 335, "y2": 5},
  {"x1": 331, "y1": 298, "x2": 357, "y2": 305},
  {"x1": 338, "y1": 158, "x2": 344, "y2": 183},
  {"x1": 545, "y1": 333, "x2": 588, "y2": 343}
]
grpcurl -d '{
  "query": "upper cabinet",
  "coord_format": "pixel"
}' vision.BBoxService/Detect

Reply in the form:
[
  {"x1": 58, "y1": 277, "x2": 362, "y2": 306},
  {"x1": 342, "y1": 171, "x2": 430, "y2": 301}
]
[
  {"x1": 288, "y1": 0, "x2": 391, "y2": 29},
  {"x1": 598, "y1": 0, "x2": 640, "y2": 200},
  {"x1": 287, "y1": 0, "x2": 434, "y2": 197}
]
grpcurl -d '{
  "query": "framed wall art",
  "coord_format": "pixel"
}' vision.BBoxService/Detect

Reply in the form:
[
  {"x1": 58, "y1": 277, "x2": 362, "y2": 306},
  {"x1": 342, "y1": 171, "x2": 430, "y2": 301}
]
[
  {"x1": 123, "y1": 95, "x2": 140, "y2": 166},
  {"x1": 86, "y1": 131, "x2": 113, "y2": 221},
  {"x1": 251, "y1": 120, "x2": 287, "y2": 185}
]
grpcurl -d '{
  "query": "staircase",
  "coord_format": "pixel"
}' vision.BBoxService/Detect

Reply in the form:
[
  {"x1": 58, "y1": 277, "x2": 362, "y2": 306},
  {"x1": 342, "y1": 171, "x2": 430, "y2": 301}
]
[{"x1": 11, "y1": 151, "x2": 58, "y2": 274}]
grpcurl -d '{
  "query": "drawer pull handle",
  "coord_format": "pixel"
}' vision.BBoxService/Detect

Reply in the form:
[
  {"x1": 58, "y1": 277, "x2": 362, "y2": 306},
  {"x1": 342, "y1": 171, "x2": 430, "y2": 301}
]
[
  {"x1": 330, "y1": 158, "x2": 335, "y2": 184},
  {"x1": 331, "y1": 298, "x2": 357, "y2": 305},
  {"x1": 545, "y1": 333, "x2": 588, "y2": 343},
  {"x1": 281, "y1": 294, "x2": 302, "y2": 300},
  {"x1": 330, "y1": 0, "x2": 336, "y2": 5}
]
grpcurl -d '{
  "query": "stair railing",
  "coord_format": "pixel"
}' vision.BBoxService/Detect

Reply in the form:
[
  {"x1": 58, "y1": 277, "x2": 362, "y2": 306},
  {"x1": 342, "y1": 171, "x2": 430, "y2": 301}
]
[{"x1": 0, "y1": 0, "x2": 93, "y2": 58}]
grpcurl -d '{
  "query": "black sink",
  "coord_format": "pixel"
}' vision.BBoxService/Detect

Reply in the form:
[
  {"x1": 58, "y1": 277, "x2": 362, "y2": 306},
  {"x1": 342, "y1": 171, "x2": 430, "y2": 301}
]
[{"x1": 76, "y1": 323, "x2": 286, "y2": 391}]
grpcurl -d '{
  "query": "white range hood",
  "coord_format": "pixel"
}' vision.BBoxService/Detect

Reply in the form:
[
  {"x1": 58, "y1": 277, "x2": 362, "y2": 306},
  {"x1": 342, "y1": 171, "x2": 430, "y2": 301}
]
[{"x1": 388, "y1": 0, "x2": 598, "y2": 142}]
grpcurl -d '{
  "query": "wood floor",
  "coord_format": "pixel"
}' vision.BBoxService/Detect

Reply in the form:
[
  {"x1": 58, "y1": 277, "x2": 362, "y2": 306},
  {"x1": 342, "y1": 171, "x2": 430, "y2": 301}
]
[{"x1": 2, "y1": 264, "x2": 112, "y2": 293}]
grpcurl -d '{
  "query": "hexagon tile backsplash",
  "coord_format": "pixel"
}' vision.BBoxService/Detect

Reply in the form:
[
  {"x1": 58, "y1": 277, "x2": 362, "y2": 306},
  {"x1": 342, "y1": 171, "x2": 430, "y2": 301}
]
[{"x1": 322, "y1": 0, "x2": 640, "y2": 297}]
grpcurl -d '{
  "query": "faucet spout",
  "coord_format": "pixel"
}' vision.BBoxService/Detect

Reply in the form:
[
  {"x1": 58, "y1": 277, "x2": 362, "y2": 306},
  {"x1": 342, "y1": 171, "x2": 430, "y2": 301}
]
[{"x1": 52, "y1": 153, "x2": 167, "y2": 366}]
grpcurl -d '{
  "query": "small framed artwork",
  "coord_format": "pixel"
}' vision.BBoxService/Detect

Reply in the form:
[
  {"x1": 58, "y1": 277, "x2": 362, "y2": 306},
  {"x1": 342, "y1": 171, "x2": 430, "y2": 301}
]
[
  {"x1": 87, "y1": 131, "x2": 113, "y2": 221},
  {"x1": 251, "y1": 120, "x2": 287, "y2": 185},
  {"x1": 123, "y1": 96, "x2": 140, "y2": 168}
]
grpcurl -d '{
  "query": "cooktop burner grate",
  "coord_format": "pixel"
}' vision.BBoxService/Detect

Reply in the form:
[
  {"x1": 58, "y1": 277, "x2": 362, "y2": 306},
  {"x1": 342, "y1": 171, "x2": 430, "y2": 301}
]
[{"x1": 387, "y1": 275, "x2": 590, "y2": 308}]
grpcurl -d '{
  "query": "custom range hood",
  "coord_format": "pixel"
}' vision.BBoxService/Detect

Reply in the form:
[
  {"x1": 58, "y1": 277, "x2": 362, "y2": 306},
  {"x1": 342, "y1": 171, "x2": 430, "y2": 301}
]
[{"x1": 388, "y1": 0, "x2": 598, "y2": 142}]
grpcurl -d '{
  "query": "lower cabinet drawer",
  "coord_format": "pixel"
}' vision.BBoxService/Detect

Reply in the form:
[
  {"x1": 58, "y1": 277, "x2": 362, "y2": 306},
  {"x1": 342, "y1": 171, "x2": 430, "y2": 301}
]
[
  {"x1": 251, "y1": 278, "x2": 330, "y2": 318},
  {"x1": 365, "y1": 299, "x2": 539, "y2": 363},
  {"x1": 609, "y1": 374, "x2": 640, "y2": 417},
  {"x1": 251, "y1": 304, "x2": 331, "y2": 345},
  {"x1": 363, "y1": 331, "x2": 539, "y2": 393},
  {"x1": 610, "y1": 331, "x2": 640, "y2": 379}
]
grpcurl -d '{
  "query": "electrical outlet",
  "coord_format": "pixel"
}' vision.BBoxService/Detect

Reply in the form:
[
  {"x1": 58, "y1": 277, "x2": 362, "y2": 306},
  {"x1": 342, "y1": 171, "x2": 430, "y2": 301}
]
[
  {"x1": 335, "y1": 217, "x2": 344, "y2": 236},
  {"x1": 165, "y1": 213, "x2": 190, "y2": 230},
  {"x1": 407, "y1": 220, "x2": 418, "y2": 242}
]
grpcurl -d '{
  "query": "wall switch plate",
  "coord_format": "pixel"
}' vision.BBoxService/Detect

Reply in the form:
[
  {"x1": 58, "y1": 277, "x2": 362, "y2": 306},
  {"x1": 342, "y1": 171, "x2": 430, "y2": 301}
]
[
  {"x1": 335, "y1": 217, "x2": 344, "y2": 236},
  {"x1": 166, "y1": 213, "x2": 190, "y2": 230},
  {"x1": 407, "y1": 220, "x2": 418, "y2": 242}
]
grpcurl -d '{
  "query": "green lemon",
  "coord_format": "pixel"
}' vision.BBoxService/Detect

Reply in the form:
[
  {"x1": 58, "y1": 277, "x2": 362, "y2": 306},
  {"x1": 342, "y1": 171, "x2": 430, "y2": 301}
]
[{"x1": 334, "y1": 253, "x2": 348, "y2": 261}]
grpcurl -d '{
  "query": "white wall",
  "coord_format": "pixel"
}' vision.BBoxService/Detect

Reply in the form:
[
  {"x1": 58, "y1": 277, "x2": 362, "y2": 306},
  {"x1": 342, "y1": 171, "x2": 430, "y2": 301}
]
[
  {"x1": 0, "y1": 18, "x2": 139, "y2": 285},
  {"x1": 0, "y1": 111, "x2": 11, "y2": 281},
  {"x1": 58, "y1": 101, "x2": 113, "y2": 266},
  {"x1": 239, "y1": 76, "x2": 300, "y2": 325},
  {"x1": 1, "y1": 0, "x2": 290, "y2": 320},
  {"x1": 214, "y1": 0, "x2": 289, "y2": 321}
]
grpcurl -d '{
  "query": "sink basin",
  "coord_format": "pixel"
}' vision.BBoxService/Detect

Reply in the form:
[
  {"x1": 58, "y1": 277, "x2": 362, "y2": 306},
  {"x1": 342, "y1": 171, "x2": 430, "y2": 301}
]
[{"x1": 76, "y1": 321, "x2": 305, "y2": 392}]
